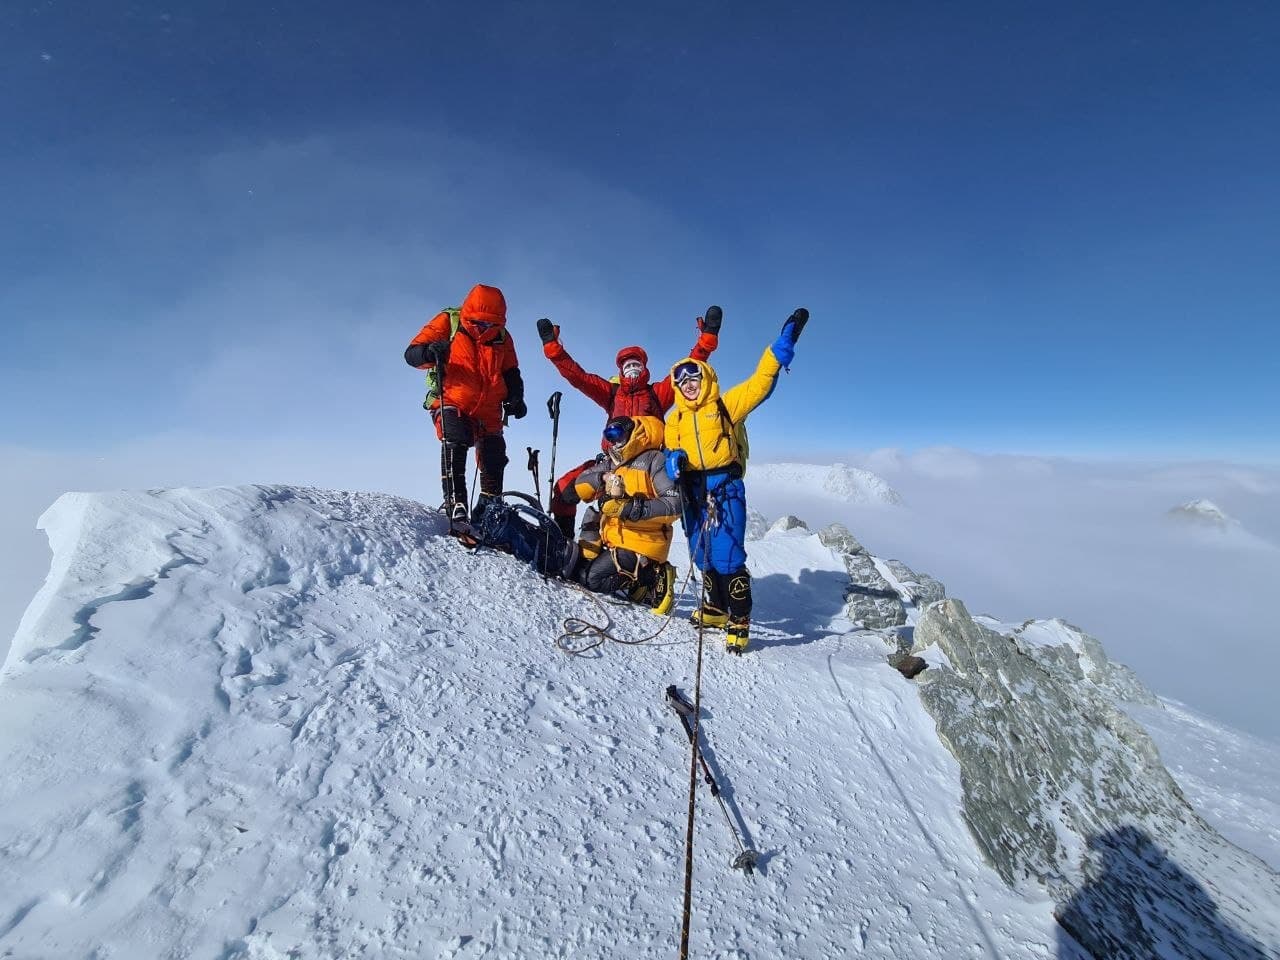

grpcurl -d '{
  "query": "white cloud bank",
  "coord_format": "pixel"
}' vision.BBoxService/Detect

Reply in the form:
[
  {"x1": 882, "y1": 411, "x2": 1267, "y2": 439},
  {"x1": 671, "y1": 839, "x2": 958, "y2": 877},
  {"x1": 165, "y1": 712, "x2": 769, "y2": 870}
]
[{"x1": 746, "y1": 447, "x2": 1280, "y2": 744}]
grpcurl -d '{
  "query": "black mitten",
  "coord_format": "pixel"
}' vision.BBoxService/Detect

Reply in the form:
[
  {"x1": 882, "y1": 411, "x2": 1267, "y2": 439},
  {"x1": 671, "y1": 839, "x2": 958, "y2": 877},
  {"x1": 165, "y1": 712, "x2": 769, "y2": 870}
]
[{"x1": 699, "y1": 305, "x2": 723, "y2": 335}]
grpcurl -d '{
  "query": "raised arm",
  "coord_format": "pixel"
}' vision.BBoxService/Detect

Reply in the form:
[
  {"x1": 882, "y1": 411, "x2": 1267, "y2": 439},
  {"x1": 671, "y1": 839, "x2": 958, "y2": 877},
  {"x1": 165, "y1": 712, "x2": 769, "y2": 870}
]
[
  {"x1": 537, "y1": 319, "x2": 614, "y2": 410},
  {"x1": 653, "y1": 306, "x2": 722, "y2": 409},
  {"x1": 721, "y1": 308, "x2": 807, "y2": 422}
]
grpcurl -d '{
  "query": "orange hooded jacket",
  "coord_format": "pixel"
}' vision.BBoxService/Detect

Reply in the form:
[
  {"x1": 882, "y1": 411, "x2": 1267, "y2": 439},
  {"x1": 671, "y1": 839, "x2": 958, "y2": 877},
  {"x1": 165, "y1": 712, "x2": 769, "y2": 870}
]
[{"x1": 406, "y1": 284, "x2": 521, "y2": 431}]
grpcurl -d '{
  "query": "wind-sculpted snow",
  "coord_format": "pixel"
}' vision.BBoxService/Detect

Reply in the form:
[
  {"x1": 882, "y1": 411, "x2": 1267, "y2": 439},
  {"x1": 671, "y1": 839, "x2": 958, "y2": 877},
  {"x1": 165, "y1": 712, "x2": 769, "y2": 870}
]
[
  {"x1": 910, "y1": 599, "x2": 1280, "y2": 959},
  {"x1": 1, "y1": 488, "x2": 1276, "y2": 958}
]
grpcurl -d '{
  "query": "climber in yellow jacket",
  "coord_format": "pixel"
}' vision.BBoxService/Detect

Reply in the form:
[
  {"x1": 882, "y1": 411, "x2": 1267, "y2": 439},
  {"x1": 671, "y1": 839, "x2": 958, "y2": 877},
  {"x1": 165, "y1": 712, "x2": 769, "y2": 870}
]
[
  {"x1": 562, "y1": 415, "x2": 679, "y2": 615},
  {"x1": 664, "y1": 308, "x2": 808, "y2": 653}
]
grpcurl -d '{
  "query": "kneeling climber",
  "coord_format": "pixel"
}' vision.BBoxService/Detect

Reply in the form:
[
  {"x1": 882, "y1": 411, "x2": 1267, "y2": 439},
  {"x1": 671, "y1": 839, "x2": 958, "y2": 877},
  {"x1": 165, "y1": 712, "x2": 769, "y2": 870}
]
[{"x1": 562, "y1": 415, "x2": 680, "y2": 615}]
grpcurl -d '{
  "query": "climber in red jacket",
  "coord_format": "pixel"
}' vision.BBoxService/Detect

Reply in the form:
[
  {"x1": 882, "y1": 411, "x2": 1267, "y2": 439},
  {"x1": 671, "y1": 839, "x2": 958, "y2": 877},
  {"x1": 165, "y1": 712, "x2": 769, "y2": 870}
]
[{"x1": 536, "y1": 306, "x2": 722, "y2": 537}]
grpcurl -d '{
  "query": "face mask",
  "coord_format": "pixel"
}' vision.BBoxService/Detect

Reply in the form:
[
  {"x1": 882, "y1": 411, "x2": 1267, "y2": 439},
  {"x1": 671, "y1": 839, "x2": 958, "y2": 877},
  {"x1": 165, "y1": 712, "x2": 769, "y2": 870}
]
[{"x1": 621, "y1": 359, "x2": 644, "y2": 381}]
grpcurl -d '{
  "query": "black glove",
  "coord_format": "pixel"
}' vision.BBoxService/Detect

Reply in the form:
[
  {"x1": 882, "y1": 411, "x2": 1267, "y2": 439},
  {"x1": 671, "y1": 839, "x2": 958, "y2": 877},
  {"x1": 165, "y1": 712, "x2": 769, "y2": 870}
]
[
  {"x1": 699, "y1": 305, "x2": 723, "y2": 335},
  {"x1": 622, "y1": 495, "x2": 648, "y2": 522},
  {"x1": 782, "y1": 308, "x2": 809, "y2": 343},
  {"x1": 424, "y1": 340, "x2": 450, "y2": 364},
  {"x1": 503, "y1": 398, "x2": 528, "y2": 420},
  {"x1": 536, "y1": 318, "x2": 558, "y2": 345}
]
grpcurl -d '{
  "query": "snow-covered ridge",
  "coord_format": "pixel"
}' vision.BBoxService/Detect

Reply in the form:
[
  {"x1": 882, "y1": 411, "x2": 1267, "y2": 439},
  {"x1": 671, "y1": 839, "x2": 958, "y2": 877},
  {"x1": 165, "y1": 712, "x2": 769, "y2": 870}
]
[
  {"x1": 749, "y1": 462, "x2": 902, "y2": 505},
  {"x1": 2, "y1": 485, "x2": 1278, "y2": 958},
  {"x1": 1165, "y1": 497, "x2": 1237, "y2": 528}
]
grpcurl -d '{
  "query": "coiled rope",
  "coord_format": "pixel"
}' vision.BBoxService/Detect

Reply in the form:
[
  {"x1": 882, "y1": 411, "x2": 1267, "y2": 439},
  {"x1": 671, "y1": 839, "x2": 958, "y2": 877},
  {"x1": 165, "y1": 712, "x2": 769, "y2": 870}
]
[{"x1": 554, "y1": 565, "x2": 695, "y2": 657}]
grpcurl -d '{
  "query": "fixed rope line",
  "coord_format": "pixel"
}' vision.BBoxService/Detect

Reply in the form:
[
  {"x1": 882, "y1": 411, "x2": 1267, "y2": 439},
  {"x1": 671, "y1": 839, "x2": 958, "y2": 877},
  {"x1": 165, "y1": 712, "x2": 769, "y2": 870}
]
[{"x1": 677, "y1": 501, "x2": 714, "y2": 959}]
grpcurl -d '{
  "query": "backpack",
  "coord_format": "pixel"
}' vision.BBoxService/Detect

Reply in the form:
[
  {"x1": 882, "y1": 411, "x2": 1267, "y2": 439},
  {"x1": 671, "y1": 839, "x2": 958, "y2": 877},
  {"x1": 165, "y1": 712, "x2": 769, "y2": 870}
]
[
  {"x1": 422, "y1": 307, "x2": 508, "y2": 411},
  {"x1": 473, "y1": 497, "x2": 571, "y2": 577}
]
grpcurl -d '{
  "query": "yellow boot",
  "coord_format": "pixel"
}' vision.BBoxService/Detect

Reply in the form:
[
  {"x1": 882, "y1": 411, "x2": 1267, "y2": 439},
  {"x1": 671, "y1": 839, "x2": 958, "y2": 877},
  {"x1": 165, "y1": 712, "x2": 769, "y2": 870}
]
[
  {"x1": 690, "y1": 605, "x2": 728, "y2": 629},
  {"x1": 649, "y1": 562, "x2": 677, "y2": 617},
  {"x1": 725, "y1": 617, "x2": 750, "y2": 654}
]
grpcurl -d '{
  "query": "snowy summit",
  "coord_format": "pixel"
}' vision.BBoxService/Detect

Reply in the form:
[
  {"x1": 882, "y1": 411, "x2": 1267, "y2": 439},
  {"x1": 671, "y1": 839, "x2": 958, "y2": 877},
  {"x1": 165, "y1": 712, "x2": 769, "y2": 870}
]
[
  {"x1": 1165, "y1": 498, "x2": 1238, "y2": 529},
  {"x1": 749, "y1": 462, "x2": 902, "y2": 506},
  {"x1": 1, "y1": 485, "x2": 1279, "y2": 959}
]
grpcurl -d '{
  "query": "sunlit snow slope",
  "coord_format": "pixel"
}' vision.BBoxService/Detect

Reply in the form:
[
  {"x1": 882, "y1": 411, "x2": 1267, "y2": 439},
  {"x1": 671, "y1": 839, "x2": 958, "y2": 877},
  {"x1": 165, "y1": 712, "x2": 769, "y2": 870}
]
[{"x1": 1, "y1": 486, "x2": 1275, "y2": 959}]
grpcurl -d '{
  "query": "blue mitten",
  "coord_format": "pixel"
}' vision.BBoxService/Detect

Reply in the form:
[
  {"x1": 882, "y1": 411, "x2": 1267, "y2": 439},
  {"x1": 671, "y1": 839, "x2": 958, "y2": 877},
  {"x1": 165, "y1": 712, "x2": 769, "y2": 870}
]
[
  {"x1": 771, "y1": 334, "x2": 795, "y2": 367},
  {"x1": 771, "y1": 307, "x2": 808, "y2": 367},
  {"x1": 665, "y1": 449, "x2": 689, "y2": 482}
]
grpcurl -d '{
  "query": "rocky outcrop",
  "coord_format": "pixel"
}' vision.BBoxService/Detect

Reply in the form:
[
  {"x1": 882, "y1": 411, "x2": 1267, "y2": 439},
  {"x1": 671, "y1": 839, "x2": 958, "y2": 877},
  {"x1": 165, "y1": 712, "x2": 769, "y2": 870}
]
[
  {"x1": 817, "y1": 523, "x2": 864, "y2": 556},
  {"x1": 1010, "y1": 618, "x2": 1160, "y2": 708},
  {"x1": 884, "y1": 559, "x2": 946, "y2": 607},
  {"x1": 769, "y1": 515, "x2": 808, "y2": 534},
  {"x1": 910, "y1": 599, "x2": 1280, "y2": 959},
  {"x1": 745, "y1": 509, "x2": 770, "y2": 542},
  {"x1": 819, "y1": 524, "x2": 905, "y2": 629}
]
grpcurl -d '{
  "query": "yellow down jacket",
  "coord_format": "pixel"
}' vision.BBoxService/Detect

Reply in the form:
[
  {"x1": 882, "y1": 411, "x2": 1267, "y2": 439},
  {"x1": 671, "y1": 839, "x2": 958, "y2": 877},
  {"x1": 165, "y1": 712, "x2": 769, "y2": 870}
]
[
  {"x1": 571, "y1": 416, "x2": 681, "y2": 563},
  {"x1": 664, "y1": 347, "x2": 781, "y2": 472}
]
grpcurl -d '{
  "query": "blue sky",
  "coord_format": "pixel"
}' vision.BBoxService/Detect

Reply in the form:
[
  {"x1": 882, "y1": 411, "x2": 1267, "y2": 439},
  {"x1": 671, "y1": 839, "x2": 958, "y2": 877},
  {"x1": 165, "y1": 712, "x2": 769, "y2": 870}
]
[{"x1": 3, "y1": 1, "x2": 1279, "y2": 463}]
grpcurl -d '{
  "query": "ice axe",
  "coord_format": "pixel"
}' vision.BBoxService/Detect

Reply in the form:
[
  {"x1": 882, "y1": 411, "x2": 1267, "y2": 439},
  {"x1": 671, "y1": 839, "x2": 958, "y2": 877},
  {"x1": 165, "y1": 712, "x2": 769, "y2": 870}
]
[{"x1": 664, "y1": 685, "x2": 760, "y2": 875}]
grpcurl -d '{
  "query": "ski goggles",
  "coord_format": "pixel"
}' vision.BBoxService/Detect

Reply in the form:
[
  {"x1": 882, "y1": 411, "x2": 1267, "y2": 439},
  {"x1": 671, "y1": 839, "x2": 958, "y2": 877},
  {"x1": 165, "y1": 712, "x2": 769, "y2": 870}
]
[
  {"x1": 470, "y1": 320, "x2": 496, "y2": 332},
  {"x1": 673, "y1": 361, "x2": 702, "y2": 386},
  {"x1": 621, "y1": 359, "x2": 644, "y2": 380},
  {"x1": 603, "y1": 419, "x2": 633, "y2": 445}
]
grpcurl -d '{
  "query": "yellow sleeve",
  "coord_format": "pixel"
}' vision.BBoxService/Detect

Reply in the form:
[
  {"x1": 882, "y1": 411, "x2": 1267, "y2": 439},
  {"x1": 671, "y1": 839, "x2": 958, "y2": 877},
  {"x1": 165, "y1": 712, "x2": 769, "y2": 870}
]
[{"x1": 721, "y1": 345, "x2": 782, "y2": 423}]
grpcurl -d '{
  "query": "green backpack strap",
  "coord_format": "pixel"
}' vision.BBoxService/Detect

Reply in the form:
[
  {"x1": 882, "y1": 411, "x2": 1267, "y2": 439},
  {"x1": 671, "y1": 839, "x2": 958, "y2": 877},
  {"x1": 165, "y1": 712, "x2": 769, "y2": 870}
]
[
  {"x1": 422, "y1": 307, "x2": 509, "y2": 411},
  {"x1": 423, "y1": 308, "x2": 463, "y2": 410}
]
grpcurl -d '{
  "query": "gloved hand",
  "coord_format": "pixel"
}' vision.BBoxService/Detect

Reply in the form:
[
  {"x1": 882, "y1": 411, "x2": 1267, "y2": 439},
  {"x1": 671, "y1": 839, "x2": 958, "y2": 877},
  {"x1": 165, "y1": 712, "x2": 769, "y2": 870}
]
[
  {"x1": 536, "y1": 318, "x2": 559, "y2": 345},
  {"x1": 665, "y1": 448, "x2": 689, "y2": 482},
  {"x1": 423, "y1": 340, "x2": 450, "y2": 365},
  {"x1": 772, "y1": 308, "x2": 808, "y2": 367},
  {"x1": 781, "y1": 307, "x2": 808, "y2": 343},
  {"x1": 503, "y1": 398, "x2": 528, "y2": 419},
  {"x1": 698, "y1": 305, "x2": 723, "y2": 335},
  {"x1": 600, "y1": 495, "x2": 647, "y2": 521}
]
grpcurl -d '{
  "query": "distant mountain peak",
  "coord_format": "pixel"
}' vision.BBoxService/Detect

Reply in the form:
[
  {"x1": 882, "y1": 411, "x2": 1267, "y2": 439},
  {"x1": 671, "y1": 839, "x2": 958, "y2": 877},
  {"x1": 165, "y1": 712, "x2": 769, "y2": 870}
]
[
  {"x1": 1166, "y1": 498, "x2": 1238, "y2": 529},
  {"x1": 749, "y1": 462, "x2": 902, "y2": 505}
]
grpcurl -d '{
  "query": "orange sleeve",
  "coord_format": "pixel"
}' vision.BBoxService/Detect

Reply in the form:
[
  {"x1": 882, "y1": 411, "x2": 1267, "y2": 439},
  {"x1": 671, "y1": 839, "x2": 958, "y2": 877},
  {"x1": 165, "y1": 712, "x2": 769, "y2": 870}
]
[{"x1": 405, "y1": 312, "x2": 453, "y2": 369}]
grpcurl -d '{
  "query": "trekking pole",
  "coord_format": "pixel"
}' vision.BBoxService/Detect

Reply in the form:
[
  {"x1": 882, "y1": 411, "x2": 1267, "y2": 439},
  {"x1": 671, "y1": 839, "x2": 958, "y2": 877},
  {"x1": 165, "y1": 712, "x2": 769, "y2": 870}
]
[
  {"x1": 666, "y1": 686, "x2": 759, "y2": 875},
  {"x1": 526, "y1": 447, "x2": 541, "y2": 509},
  {"x1": 546, "y1": 391, "x2": 562, "y2": 508}
]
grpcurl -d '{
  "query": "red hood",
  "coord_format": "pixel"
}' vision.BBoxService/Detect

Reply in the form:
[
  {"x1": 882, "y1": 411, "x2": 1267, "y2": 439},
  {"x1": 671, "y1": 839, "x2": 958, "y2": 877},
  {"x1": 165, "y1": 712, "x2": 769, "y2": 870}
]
[
  {"x1": 615, "y1": 345, "x2": 650, "y2": 388},
  {"x1": 460, "y1": 284, "x2": 507, "y2": 324}
]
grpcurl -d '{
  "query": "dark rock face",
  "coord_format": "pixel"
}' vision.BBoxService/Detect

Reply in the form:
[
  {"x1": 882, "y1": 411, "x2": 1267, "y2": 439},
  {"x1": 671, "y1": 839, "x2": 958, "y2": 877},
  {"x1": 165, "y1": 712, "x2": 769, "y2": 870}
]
[
  {"x1": 818, "y1": 524, "x2": 950, "y2": 630},
  {"x1": 840, "y1": 552, "x2": 907, "y2": 629},
  {"x1": 911, "y1": 599, "x2": 1280, "y2": 960}
]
